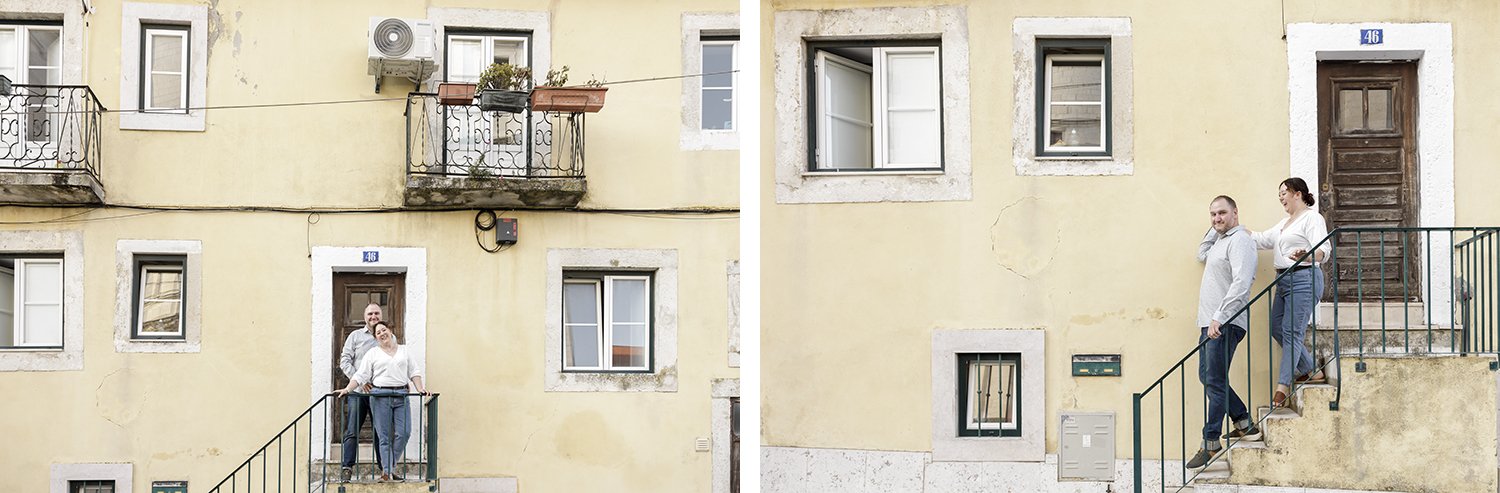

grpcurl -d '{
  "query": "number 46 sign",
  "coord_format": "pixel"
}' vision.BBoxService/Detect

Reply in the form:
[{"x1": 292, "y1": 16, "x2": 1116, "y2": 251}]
[{"x1": 1361, "y1": 29, "x2": 1384, "y2": 45}]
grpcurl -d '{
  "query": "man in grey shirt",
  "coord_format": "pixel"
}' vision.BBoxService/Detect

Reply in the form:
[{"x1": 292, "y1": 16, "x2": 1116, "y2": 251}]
[
  {"x1": 339, "y1": 303, "x2": 383, "y2": 480},
  {"x1": 1187, "y1": 196, "x2": 1261, "y2": 469}
]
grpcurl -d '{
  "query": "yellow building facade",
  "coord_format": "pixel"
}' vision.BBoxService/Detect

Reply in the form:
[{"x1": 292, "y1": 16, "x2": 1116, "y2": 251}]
[
  {"x1": 0, "y1": 1, "x2": 740, "y2": 492},
  {"x1": 762, "y1": 0, "x2": 1500, "y2": 491}
]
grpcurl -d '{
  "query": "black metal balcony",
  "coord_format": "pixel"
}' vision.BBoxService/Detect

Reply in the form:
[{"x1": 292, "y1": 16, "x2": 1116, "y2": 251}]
[
  {"x1": 404, "y1": 93, "x2": 587, "y2": 209},
  {"x1": 0, "y1": 85, "x2": 106, "y2": 205}
]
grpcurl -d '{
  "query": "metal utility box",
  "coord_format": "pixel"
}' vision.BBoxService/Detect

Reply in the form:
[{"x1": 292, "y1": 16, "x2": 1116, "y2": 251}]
[
  {"x1": 1071, "y1": 354, "x2": 1121, "y2": 376},
  {"x1": 496, "y1": 217, "x2": 518, "y2": 245},
  {"x1": 151, "y1": 481, "x2": 187, "y2": 493},
  {"x1": 1058, "y1": 411, "x2": 1115, "y2": 481}
]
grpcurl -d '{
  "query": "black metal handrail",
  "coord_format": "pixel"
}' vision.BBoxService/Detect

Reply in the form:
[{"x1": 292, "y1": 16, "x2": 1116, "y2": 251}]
[
  {"x1": 405, "y1": 92, "x2": 586, "y2": 179},
  {"x1": 0, "y1": 84, "x2": 105, "y2": 178},
  {"x1": 1132, "y1": 226, "x2": 1500, "y2": 492},
  {"x1": 208, "y1": 392, "x2": 440, "y2": 493}
]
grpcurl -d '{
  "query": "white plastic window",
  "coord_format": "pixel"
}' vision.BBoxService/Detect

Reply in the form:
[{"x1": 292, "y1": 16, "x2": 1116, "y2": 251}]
[
  {"x1": 0, "y1": 24, "x2": 62, "y2": 147},
  {"x1": 143, "y1": 26, "x2": 188, "y2": 113},
  {"x1": 700, "y1": 39, "x2": 737, "y2": 130},
  {"x1": 2, "y1": 258, "x2": 63, "y2": 348},
  {"x1": 1042, "y1": 53, "x2": 1106, "y2": 154},
  {"x1": 135, "y1": 262, "x2": 185, "y2": 338},
  {"x1": 562, "y1": 274, "x2": 651, "y2": 372},
  {"x1": 814, "y1": 46, "x2": 940, "y2": 170}
]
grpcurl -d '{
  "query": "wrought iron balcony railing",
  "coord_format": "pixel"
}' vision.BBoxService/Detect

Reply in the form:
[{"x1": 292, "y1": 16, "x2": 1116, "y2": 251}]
[
  {"x1": 0, "y1": 85, "x2": 104, "y2": 177},
  {"x1": 405, "y1": 93, "x2": 586, "y2": 179}
]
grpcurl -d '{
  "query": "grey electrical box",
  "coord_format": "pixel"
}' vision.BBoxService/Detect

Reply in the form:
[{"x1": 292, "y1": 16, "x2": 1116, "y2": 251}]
[
  {"x1": 1058, "y1": 411, "x2": 1115, "y2": 481},
  {"x1": 496, "y1": 217, "x2": 518, "y2": 245}
]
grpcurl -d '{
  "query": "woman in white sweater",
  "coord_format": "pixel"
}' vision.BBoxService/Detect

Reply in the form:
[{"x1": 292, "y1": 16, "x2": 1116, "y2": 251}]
[
  {"x1": 336, "y1": 321, "x2": 427, "y2": 481},
  {"x1": 1249, "y1": 177, "x2": 1330, "y2": 408}
]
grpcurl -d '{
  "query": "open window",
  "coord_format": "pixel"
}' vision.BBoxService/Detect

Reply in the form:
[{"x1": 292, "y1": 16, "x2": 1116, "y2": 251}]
[
  {"x1": 443, "y1": 30, "x2": 532, "y2": 176},
  {"x1": 0, "y1": 256, "x2": 63, "y2": 349},
  {"x1": 809, "y1": 42, "x2": 941, "y2": 171}
]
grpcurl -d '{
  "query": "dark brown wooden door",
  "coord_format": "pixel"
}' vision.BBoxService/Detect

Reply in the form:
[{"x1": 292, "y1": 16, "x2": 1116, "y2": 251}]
[
  {"x1": 331, "y1": 272, "x2": 405, "y2": 442},
  {"x1": 1317, "y1": 61, "x2": 1419, "y2": 301},
  {"x1": 730, "y1": 397, "x2": 740, "y2": 493}
]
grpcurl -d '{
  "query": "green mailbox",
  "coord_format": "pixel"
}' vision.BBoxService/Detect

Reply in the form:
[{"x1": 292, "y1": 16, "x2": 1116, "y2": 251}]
[{"x1": 1071, "y1": 354, "x2": 1121, "y2": 376}]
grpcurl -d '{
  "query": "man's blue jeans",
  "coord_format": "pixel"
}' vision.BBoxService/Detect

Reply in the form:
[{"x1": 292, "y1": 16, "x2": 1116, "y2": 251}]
[
  {"x1": 341, "y1": 394, "x2": 380, "y2": 468},
  {"x1": 1270, "y1": 268, "x2": 1323, "y2": 385},
  {"x1": 1199, "y1": 324, "x2": 1249, "y2": 443},
  {"x1": 370, "y1": 388, "x2": 411, "y2": 475}
]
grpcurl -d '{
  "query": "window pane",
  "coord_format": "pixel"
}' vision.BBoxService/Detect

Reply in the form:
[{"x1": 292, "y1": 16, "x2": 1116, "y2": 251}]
[
  {"x1": 1049, "y1": 60, "x2": 1102, "y2": 102},
  {"x1": 563, "y1": 283, "x2": 597, "y2": 325},
  {"x1": 0, "y1": 268, "x2": 13, "y2": 347},
  {"x1": 885, "y1": 109, "x2": 939, "y2": 166},
  {"x1": 1048, "y1": 105, "x2": 1102, "y2": 147},
  {"x1": 151, "y1": 33, "x2": 183, "y2": 72},
  {"x1": 611, "y1": 278, "x2": 647, "y2": 324},
  {"x1": 22, "y1": 303, "x2": 61, "y2": 345},
  {"x1": 566, "y1": 325, "x2": 599, "y2": 368},
  {"x1": 829, "y1": 118, "x2": 872, "y2": 168},
  {"x1": 143, "y1": 269, "x2": 183, "y2": 301},
  {"x1": 1338, "y1": 89, "x2": 1363, "y2": 132},
  {"x1": 884, "y1": 52, "x2": 936, "y2": 109},
  {"x1": 702, "y1": 88, "x2": 733, "y2": 130},
  {"x1": 1369, "y1": 88, "x2": 1392, "y2": 130},
  {"x1": 23, "y1": 262, "x2": 60, "y2": 304},
  {"x1": 702, "y1": 44, "x2": 734, "y2": 88},
  {"x1": 141, "y1": 300, "x2": 181, "y2": 334},
  {"x1": 611, "y1": 324, "x2": 647, "y2": 368},
  {"x1": 827, "y1": 60, "x2": 872, "y2": 122},
  {"x1": 966, "y1": 360, "x2": 1017, "y2": 429},
  {"x1": 150, "y1": 73, "x2": 183, "y2": 109},
  {"x1": 491, "y1": 39, "x2": 525, "y2": 66},
  {"x1": 0, "y1": 29, "x2": 17, "y2": 80},
  {"x1": 448, "y1": 39, "x2": 482, "y2": 82},
  {"x1": 27, "y1": 28, "x2": 61, "y2": 68}
]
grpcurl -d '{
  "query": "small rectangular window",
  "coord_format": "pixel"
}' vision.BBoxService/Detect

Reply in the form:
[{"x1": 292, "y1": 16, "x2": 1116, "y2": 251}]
[
  {"x1": 957, "y1": 353, "x2": 1020, "y2": 437},
  {"x1": 142, "y1": 25, "x2": 189, "y2": 113},
  {"x1": 0, "y1": 256, "x2": 64, "y2": 349},
  {"x1": 562, "y1": 272, "x2": 653, "y2": 372},
  {"x1": 132, "y1": 255, "x2": 186, "y2": 340},
  {"x1": 701, "y1": 35, "x2": 738, "y2": 131},
  {"x1": 1036, "y1": 39, "x2": 1109, "y2": 157},
  {"x1": 70, "y1": 480, "x2": 115, "y2": 493},
  {"x1": 809, "y1": 41, "x2": 941, "y2": 171}
]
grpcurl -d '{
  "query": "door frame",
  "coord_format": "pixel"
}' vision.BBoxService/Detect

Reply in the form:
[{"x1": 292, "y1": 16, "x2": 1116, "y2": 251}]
[
  {"x1": 1286, "y1": 22, "x2": 1455, "y2": 325},
  {"x1": 309, "y1": 246, "x2": 428, "y2": 461}
]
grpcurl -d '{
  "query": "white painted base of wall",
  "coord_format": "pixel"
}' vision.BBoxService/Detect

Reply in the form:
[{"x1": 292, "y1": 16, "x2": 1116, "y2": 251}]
[{"x1": 762, "y1": 446, "x2": 1184, "y2": 492}]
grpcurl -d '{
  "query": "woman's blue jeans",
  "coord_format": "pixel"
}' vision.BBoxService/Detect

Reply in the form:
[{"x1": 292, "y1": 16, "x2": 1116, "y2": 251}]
[
  {"x1": 1270, "y1": 267, "x2": 1324, "y2": 386},
  {"x1": 369, "y1": 388, "x2": 410, "y2": 475}
]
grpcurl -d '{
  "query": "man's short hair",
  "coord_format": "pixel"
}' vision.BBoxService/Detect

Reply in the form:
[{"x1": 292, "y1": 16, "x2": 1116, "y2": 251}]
[{"x1": 1211, "y1": 195, "x2": 1237, "y2": 210}]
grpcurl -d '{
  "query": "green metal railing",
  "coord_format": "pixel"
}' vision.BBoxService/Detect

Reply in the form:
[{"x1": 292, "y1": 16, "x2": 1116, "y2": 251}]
[
  {"x1": 1132, "y1": 226, "x2": 1499, "y2": 492},
  {"x1": 207, "y1": 392, "x2": 440, "y2": 493}
]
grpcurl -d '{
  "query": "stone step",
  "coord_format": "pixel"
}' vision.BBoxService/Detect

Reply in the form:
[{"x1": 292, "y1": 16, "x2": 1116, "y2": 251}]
[
  {"x1": 1304, "y1": 326, "x2": 1463, "y2": 356},
  {"x1": 1315, "y1": 301, "x2": 1425, "y2": 328},
  {"x1": 328, "y1": 482, "x2": 433, "y2": 493}
]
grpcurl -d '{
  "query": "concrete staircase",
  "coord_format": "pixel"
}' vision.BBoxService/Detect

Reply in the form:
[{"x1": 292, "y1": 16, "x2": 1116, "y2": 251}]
[{"x1": 1195, "y1": 354, "x2": 1498, "y2": 493}]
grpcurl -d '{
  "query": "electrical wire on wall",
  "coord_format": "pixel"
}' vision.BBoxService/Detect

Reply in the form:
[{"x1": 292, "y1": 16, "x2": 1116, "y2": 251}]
[{"x1": 473, "y1": 209, "x2": 514, "y2": 254}]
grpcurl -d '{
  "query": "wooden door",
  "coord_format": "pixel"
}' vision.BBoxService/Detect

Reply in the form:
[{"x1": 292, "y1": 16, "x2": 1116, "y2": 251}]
[
  {"x1": 730, "y1": 397, "x2": 740, "y2": 493},
  {"x1": 1317, "y1": 61, "x2": 1419, "y2": 301},
  {"x1": 331, "y1": 272, "x2": 405, "y2": 442}
]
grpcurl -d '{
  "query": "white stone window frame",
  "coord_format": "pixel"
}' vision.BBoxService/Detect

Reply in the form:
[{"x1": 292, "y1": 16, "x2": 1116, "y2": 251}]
[
  {"x1": 0, "y1": 230, "x2": 82, "y2": 372},
  {"x1": 773, "y1": 6, "x2": 972, "y2": 204},
  {"x1": 931, "y1": 328, "x2": 1044, "y2": 462},
  {"x1": 726, "y1": 260, "x2": 739, "y2": 368},
  {"x1": 1286, "y1": 22, "x2": 1455, "y2": 326},
  {"x1": 546, "y1": 248, "x2": 678, "y2": 392},
  {"x1": 119, "y1": 2, "x2": 206, "y2": 132},
  {"x1": 711, "y1": 378, "x2": 740, "y2": 493},
  {"x1": 114, "y1": 239, "x2": 201, "y2": 353},
  {"x1": 681, "y1": 12, "x2": 739, "y2": 151},
  {"x1": 0, "y1": 0, "x2": 87, "y2": 85},
  {"x1": 50, "y1": 463, "x2": 132, "y2": 493},
  {"x1": 1012, "y1": 17, "x2": 1134, "y2": 176},
  {"x1": 427, "y1": 8, "x2": 551, "y2": 90}
]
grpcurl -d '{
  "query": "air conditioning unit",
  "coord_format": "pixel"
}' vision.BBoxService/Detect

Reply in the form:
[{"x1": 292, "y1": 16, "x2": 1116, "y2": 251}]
[{"x1": 367, "y1": 17, "x2": 435, "y2": 79}]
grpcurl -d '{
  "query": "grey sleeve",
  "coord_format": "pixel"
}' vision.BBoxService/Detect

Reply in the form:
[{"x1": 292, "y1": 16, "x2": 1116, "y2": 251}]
[
  {"x1": 1213, "y1": 236, "x2": 1258, "y2": 325},
  {"x1": 338, "y1": 334, "x2": 357, "y2": 378},
  {"x1": 1197, "y1": 228, "x2": 1217, "y2": 263}
]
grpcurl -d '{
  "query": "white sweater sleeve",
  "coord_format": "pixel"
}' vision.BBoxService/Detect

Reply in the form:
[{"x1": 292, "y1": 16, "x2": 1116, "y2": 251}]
[{"x1": 1309, "y1": 213, "x2": 1332, "y2": 259}]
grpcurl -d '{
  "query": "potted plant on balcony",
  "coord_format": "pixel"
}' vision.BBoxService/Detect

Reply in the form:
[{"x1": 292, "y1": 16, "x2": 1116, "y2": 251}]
[
  {"x1": 531, "y1": 66, "x2": 608, "y2": 113},
  {"x1": 475, "y1": 63, "x2": 533, "y2": 113}
]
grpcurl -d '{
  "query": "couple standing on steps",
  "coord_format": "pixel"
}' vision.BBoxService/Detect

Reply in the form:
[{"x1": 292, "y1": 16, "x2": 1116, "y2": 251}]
[
  {"x1": 335, "y1": 303, "x2": 429, "y2": 482},
  {"x1": 1187, "y1": 177, "x2": 1331, "y2": 470}
]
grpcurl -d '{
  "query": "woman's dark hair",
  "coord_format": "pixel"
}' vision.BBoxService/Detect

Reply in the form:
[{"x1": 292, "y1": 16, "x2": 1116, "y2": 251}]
[{"x1": 1281, "y1": 177, "x2": 1315, "y2": 207}]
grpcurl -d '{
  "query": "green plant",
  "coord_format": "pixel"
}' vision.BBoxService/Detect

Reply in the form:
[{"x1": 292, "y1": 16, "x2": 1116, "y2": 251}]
[
  {"x1": 543, "y1": 66, "x2": 570, "y2": 87},
  {"x1": 584, "y1": 75, "x2": 605, "y2": 88},
  {"x1": 467, "y1": 154, "x2": 494, "y2": 178},
  {"x1": 476, "y1": 63, "x2": 533, "y2": 91}
]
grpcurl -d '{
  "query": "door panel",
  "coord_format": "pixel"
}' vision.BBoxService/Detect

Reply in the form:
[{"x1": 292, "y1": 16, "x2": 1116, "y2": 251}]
[{"x1": 1317, "y1": 61, "x2": 1419, "y2": 301}]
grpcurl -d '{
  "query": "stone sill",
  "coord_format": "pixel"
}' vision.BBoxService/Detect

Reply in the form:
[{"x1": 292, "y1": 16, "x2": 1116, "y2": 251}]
[
  {"x1": 403, "y1": 174, "x2": 586, "y2": 209},
  {"x1": 0, "y1": 170, "x2": 104, "y2": 205}
]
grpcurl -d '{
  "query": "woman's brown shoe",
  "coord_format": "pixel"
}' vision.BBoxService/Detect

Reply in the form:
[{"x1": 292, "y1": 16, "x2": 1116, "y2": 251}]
[
  {"x1": 1295, "y1": 371, "x2": 1326, "y2": 384},
  {"x1": 1272, "y1": 390, "x2": 1289, "y2": 408}
]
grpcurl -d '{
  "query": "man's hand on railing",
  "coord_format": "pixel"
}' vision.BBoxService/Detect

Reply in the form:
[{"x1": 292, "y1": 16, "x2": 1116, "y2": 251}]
[{"x1": 1208, "y1": 320, "x2": 1223, "y2": 339}]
